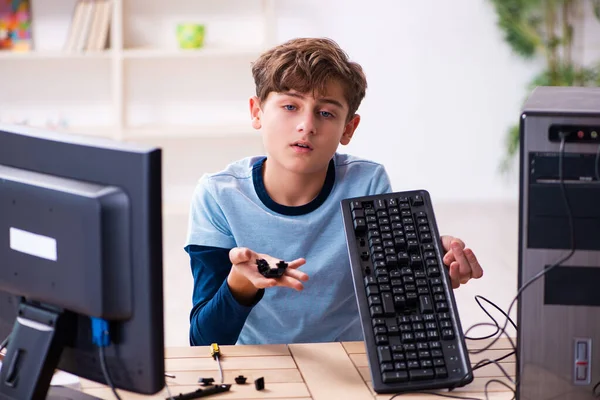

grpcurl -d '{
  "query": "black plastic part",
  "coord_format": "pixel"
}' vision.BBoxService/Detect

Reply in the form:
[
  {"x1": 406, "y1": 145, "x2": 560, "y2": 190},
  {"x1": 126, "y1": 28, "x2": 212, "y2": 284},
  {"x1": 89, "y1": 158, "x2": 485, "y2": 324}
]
[
  {"x1": 256, "y1": 259, "x2": 288, "y2": 278},
  {"x1": 197, "y1": 377, "x2": 214, "y2": 386},
  {"x1": 234, "y1": 375, "x2": 247, "y2": 384},
  {"x1": 254, "y1": 377, "x2": 265, "y2": 390},
  {"x1": 166, "y1": 384, "x2": 231, "y2": 399}
]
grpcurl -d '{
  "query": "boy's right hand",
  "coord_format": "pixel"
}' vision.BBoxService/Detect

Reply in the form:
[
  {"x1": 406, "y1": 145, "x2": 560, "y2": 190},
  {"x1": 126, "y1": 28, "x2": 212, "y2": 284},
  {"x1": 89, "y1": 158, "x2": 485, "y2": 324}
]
[{"x1": 228, "y1": 247, "x2": 308, "y2": 293}]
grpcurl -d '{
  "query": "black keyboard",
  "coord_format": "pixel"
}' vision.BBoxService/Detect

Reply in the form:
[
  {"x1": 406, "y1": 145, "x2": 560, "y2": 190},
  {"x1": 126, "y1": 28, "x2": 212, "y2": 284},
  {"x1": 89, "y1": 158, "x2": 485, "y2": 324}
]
[{"x1": 341, "y1": 190, "x2": 473, "y2": 394}]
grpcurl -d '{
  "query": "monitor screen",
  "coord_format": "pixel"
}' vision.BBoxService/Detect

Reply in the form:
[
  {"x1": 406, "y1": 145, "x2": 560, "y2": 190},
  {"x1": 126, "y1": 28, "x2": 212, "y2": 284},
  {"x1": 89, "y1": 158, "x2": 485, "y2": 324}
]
[{"x1": 0, "y1": 124, "x2": 165, "y2": 399}]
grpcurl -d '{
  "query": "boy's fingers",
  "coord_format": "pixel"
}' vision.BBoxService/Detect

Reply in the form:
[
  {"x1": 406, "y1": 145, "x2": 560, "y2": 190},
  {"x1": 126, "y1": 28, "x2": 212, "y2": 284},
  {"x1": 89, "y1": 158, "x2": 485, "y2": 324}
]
[
  {"x1": 451, "y1": 243, "x2": 472, "y2": 283},
  {"x1": 285, "y1": 268, "x2": 309, "y2": 282},
  {"x1": 276, "y1": 276, "x2": 304, "y2": 291},
  {"x1": 250, "y1": 275, "x2": 277, "y2": 289},
  {"x1": 286, "y1": 258, "x2": 306, "y2": 269},
  {"x1": 449, "y1": 262, "x2": 461, "y2": 289},
  {"x1": 230, "y1": 247, "x2": 253, "y2": 264},
  {"x1": 442, "y1": 250, "x2": 454, "y2": 266},
  {"x1": 464, "y1": 249, "x2": 484, "y2": 279}
]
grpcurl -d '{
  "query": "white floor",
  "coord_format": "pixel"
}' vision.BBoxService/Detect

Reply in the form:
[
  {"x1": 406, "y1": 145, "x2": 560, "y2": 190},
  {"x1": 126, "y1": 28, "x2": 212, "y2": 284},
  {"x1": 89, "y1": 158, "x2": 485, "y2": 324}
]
[{"x1": 161, "y1": 200, "x2": 520, "y2": 347}]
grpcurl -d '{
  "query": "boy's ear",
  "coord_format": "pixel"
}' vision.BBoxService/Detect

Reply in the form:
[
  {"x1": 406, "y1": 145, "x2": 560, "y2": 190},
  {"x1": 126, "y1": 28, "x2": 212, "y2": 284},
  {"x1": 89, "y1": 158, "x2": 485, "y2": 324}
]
[
  {"x1": 249, "y1": 96, "x2": 262, "y2": 130},
  {"x1": 340, "y1": 114, "x2": 361, "y2": 145}
]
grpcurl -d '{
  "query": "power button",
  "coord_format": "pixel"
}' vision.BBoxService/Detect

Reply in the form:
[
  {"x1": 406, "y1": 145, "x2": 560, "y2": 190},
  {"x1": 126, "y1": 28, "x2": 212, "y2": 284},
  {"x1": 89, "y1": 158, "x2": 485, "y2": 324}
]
[{"x1": 574, "y1": 338, "x2": 592, "y2": 385}]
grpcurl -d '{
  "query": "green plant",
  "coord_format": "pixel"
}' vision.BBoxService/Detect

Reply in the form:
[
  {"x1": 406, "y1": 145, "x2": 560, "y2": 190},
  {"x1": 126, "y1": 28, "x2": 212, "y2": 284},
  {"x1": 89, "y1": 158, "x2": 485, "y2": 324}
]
[{"x1": 490, "y1": 0, "x2": 600, "y2": 172}]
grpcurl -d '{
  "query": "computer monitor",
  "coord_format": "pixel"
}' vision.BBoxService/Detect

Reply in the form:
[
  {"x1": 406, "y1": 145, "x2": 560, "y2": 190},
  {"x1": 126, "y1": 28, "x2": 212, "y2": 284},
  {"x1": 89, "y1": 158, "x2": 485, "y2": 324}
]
[{"x1": 0, "y1": 123, "x2": 165, "y2": 399}]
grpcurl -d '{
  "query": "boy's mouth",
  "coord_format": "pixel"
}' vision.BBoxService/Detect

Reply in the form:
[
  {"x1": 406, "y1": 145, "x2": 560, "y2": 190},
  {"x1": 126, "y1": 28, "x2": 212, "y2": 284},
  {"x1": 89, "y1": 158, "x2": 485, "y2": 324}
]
[{"x1": 291, "y1": 141, "x2": 313, "y2": 150}]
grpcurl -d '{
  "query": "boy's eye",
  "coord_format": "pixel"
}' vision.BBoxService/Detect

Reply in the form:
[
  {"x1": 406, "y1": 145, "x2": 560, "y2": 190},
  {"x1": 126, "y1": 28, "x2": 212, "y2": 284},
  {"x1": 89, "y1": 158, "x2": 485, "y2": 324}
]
[
  {"x1": 319, "y1": 111, "x2": 334, "y2": 118},
  {"x1": 283, "y1": 105, "x2": 296, "y2": 111}
]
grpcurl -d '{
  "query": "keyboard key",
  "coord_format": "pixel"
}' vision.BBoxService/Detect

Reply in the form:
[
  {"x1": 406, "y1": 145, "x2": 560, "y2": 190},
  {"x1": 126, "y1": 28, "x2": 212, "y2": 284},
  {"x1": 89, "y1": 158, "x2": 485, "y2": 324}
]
[
  {"x1": 350, "y1": 200, "x2": 362, "y2": 210},
  {"x1": 393, "y1": 295, "x2": 406, "y2": 307},
  {"x1": 353, "y1": 218, "x2": 366, "y2": 232},
  {"x1": 374, "y1": 326, "x2": 387, "y2": 335},
  {"x1": 435, "y1": 367, "x2": 448, "y2": 378},
  {"x1": 401, "y1": 333, "x2": 414, "y2": 343},
  {"x1": 366, "y1": 285, "x2": 379, "y2": 296},
  {"x1": 420, "y1": 233, "x2": 432, "y2": 243},
  {"x1": 410, "y1": 369, "x2": 435, "y2": 381},
  {"x1": 375, "y1": 335, "x2": 388, "y2": 345},
  {"x1": 411, "y1": 195, "x2": 424, "y2": 206},
  {"x1": 407, "y1": 360, "x2": 420, "y2": 369},
  {"x1": 377, "y1": 346, "x2": 392, "y2": 363},
  {"x1": 431, "y1": 349, "x2": 443, "y2": 358},
  {"x1": 369, "y1": 237, "x2": 382, "y2": 247},
  {"x1": 442, "y1": 329, "x2": 455, "y2": 340},
  {"x1": 352, "y1": 209, "x2": 365, "y2": 219},
  {"x1": 374, "y1": 199, "x2": 386, "y2": 210},
  {"x1": 418, "y1": 350, "x2": 431, "y2": 359},
  {"x1": 370, "y1": 305, "x2": 383, "y2": 317},
  {"x1": 368, "y1": 295, "x2": 382, "y2": 307},
  {"x1": 394, "y1": 361, "x2": 407, "y2": 370},
  {"x1": 427, "y1": 330, "x2": 440, "y2": 340},
  {"x1": 415, "y1": 332, "x2": 427, "y2": 342},
  {"x1": 381, "y1": 363, "x2": 394, "y2": 372},
  {"x1": 421, "y1": 243, "x2": 434, "y2": 252},
  {"x1": 434, "y1": 294, "x2": 446, "y2": 302},
  {"x1": 382, "y1": 371, "x2": 408, "y2": 383},
  {"x1": 364, "y1": 276, "x2": 376, "y2": 286},
  {"x1": 387, "y1": 325, "x2": 400, "y2": 335},
  {"x1": 419, "y1": 295, "x2": 433, "y2": 314},
  {"x1": 382, "y1": 293, "x2": 396, "y2": 316}
]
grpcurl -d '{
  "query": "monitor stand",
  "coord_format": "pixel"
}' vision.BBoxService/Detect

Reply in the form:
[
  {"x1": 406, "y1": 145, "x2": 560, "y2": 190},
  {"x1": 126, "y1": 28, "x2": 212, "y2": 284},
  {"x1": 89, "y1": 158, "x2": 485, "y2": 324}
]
[{"x1": 0, "y1": 301, "x2": 101, "y2": 400}]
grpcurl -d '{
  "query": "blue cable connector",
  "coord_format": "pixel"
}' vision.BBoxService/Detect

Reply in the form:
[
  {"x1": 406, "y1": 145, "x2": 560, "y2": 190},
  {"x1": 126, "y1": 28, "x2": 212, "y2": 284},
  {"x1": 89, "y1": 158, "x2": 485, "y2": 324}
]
[{"x1": 91, "y1": 317, "x2": 110, "y2": 347}]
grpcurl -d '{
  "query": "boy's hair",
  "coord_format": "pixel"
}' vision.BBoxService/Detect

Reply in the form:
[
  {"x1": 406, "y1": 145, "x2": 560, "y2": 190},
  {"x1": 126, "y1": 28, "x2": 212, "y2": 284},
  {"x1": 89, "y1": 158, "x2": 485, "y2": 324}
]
[{"x1": 251, "y1": 37, "x2": 367, "y2": 122}]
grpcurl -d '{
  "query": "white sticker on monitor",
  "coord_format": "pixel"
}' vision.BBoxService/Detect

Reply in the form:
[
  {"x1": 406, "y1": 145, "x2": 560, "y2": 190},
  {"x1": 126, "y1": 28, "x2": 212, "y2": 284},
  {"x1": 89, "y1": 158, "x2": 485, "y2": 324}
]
[{"x1": 9, "y1": 227, "x2": 57, "y2": 261}]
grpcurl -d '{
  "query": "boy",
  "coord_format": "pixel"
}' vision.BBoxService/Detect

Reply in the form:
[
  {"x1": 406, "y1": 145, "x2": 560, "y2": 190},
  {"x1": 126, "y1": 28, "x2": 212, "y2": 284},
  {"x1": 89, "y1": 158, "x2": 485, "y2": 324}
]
[{"x1": 185, "y1": 37, "x2": 483, "y2": 346}]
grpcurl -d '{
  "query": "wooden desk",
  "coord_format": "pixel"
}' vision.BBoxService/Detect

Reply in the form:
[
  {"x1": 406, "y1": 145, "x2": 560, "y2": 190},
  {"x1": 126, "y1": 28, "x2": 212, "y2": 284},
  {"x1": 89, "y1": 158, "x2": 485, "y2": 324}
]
[{"x1": 80, "y1": 338, "x2": 516, "y2": 399}]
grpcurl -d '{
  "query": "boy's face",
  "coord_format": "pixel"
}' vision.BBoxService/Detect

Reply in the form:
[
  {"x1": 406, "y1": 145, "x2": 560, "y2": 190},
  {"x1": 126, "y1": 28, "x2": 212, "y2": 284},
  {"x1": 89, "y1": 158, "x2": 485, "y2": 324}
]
[{"x1": 249, "y1": 79, "x2": 360, "y2": 176}]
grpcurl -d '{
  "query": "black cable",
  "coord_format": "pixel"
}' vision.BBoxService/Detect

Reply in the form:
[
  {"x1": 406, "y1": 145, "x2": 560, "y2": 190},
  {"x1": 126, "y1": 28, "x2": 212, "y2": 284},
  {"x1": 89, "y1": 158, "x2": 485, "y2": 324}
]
[
  {"x1": 595, "y1": 143, "x2": 600, "y2": 182},
  {"x1": 483, "y1": 379, "x2": 516, "y2": 399},
  {"x1": 467, "y1": 135, "x2": 574, "y2": 387},
  {"x1": 594, "y1": 380, "x2": 600, "y2": 397},
  {"x1": 464, "y1": 295, "x2": 517, "y2": 343},
  {"x1": 98, "y1": 346, "x2": 122, "y2": 400},
  {"x1": 472, "y1": 358, "x2": 514, "y2": 384},
  {"x1": 388, "y1": 136, "x2": 576, "y2": 400}
]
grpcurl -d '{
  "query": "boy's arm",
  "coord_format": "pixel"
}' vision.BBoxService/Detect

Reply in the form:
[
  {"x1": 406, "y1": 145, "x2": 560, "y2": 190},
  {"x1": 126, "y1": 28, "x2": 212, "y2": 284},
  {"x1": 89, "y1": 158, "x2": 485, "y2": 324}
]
[{"x1": 187, "y1": 245, "x2": 264, "y2": 346}]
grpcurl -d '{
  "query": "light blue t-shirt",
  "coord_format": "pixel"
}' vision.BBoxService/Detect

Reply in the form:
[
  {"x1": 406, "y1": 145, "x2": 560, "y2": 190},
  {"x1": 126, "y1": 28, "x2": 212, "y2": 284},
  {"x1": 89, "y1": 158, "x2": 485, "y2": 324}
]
[{"x1": 186, "y1": 152, "x2": 391, "y2": 344}]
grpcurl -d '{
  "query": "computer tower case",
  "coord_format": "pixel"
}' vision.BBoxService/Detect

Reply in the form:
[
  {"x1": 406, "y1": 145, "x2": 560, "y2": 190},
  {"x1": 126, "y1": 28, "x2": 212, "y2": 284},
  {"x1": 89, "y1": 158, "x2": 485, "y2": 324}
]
[{"x1": 518, "y1": 86, "x2": 600, "y2": 399}]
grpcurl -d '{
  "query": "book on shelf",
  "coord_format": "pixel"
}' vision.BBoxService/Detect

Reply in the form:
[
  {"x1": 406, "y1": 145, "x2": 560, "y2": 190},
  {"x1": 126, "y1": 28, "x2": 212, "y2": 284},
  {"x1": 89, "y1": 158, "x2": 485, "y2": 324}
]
[
  {"x1": 0, "y1": 0, "x2": 32, "y2": 52},
  {"x1": 63, "y1": 0, "x2": 112, "y2": 53}
]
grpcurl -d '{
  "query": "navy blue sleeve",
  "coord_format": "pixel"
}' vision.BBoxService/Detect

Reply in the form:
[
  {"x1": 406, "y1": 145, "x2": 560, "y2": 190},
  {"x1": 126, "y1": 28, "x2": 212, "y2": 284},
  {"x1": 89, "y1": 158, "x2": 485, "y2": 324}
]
[{"x1": 186, "y1": 244, "x2": 264, "y2": 346}]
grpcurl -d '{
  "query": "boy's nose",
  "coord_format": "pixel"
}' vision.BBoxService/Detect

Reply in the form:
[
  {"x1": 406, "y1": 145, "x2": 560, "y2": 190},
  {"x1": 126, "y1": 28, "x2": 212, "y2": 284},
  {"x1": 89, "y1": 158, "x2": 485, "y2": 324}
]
[{"x1": 296, "y1": 114, "x2": 316, "y2": 135}]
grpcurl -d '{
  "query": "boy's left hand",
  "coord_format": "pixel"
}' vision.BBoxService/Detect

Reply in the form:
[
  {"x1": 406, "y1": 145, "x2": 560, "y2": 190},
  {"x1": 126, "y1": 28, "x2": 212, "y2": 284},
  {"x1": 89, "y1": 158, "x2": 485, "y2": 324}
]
[{"x1": 440, "y1": 235, "x2": 484, "y2": 289}]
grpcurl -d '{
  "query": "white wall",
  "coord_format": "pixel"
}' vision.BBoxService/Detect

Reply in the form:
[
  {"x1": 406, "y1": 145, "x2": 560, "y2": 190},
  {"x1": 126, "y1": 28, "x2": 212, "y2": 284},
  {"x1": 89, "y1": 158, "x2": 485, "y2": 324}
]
[
  {"x1": 5, "y1": 0, "x2": 600, "y2": 203},
  {"x1": 275, "y1": 0, "x2": 549, "y2": 202}
]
